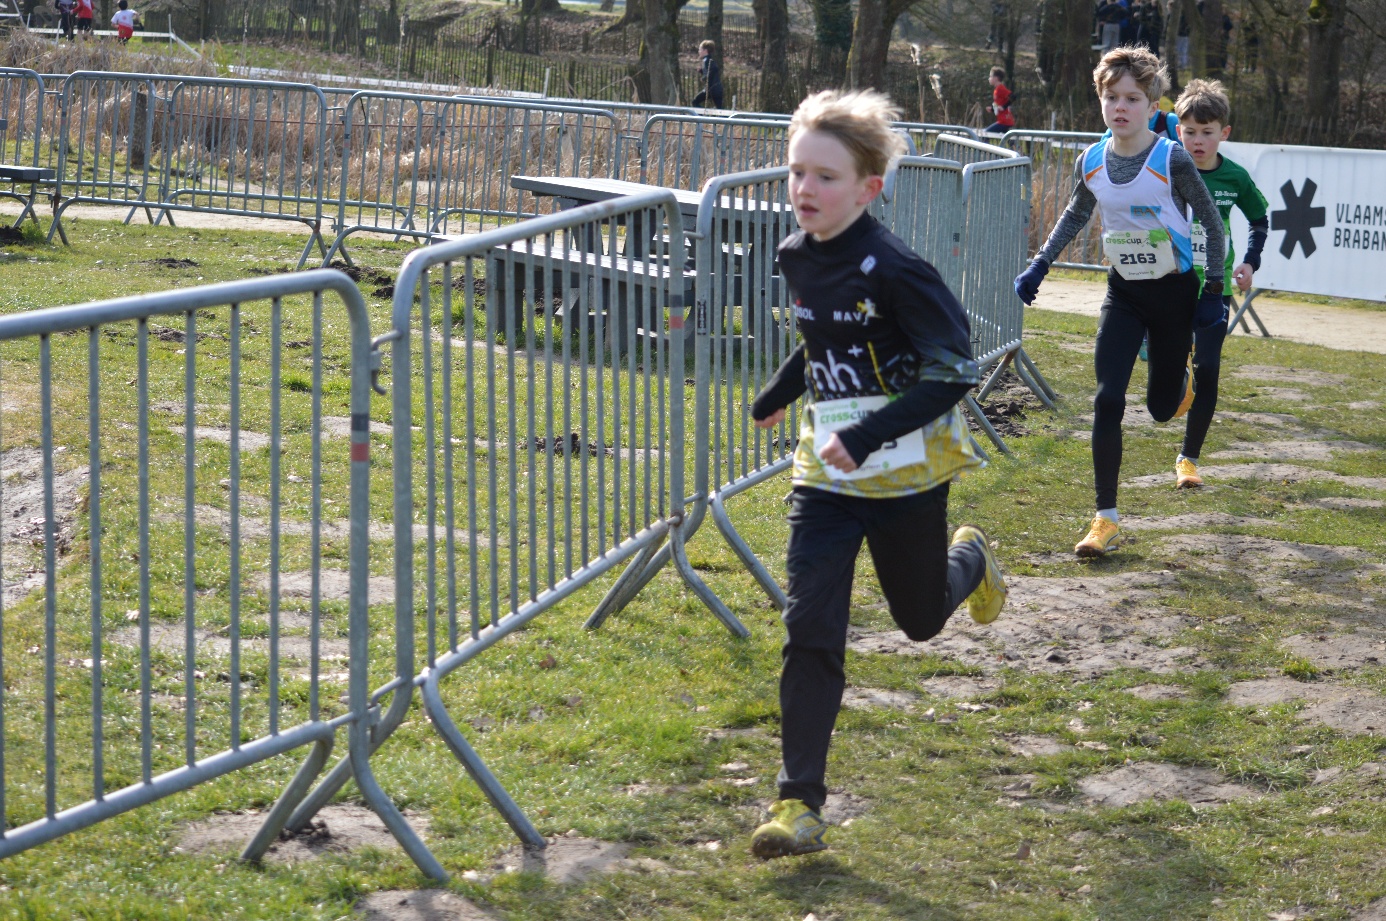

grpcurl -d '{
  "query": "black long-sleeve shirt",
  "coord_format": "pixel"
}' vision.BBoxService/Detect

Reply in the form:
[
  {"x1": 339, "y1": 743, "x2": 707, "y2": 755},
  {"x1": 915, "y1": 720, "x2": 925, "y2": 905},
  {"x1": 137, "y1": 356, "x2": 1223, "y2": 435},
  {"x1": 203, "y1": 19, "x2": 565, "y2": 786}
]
[{"x1": 752, "y1": 212, "x2": 984, "y2": 498}]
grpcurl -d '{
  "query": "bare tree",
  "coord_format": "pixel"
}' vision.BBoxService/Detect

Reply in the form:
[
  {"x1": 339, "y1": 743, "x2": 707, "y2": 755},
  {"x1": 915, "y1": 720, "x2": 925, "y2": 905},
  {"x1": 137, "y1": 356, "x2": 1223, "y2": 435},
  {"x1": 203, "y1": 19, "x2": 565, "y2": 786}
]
[
  {"x1": 1036, "y1": 0, "x2": 1096, "y2": 108},
  {"x1": 845, "y1": 0, "x2": 911, "y2": 90},
  {"x1": 638, "y1": 0, "x2": 682, "y2": 103},
  {"x1": 761, "y1": 0, "x2": 795, "y2": 109},
  {"x1": 1306, "y1": 0, "x2": 1346, "y2": 129},
  {"x1": 811, "y1": 0, "x2": 853, "y2": 85}
]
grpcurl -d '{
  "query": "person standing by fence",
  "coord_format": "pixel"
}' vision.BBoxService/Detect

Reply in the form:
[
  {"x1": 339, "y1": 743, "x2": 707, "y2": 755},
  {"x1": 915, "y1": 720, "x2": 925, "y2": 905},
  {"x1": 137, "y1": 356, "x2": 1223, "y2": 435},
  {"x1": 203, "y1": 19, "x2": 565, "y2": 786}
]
[
  {"x1": 74, "y1": 0, "x2": 93, "y2": 37},
  {"x1": 747, "y1": 88, "x2": 1007, "y2": 859},
  {"x1": 692, "y1": 40, "x2": 724, "y2": 109},
  {"x1": 1013, "y1": 46, "x2": 1226, "y2": 557},
  {"x1": 54, "y1": 0, "x2": 75, "y2": 40}
]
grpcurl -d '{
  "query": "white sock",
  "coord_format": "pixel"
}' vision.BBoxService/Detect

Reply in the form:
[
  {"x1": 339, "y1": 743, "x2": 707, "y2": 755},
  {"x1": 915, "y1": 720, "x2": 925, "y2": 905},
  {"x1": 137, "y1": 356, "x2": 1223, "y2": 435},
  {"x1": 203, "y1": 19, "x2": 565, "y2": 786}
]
[
  {"x1": 1096, "y1": 508, "x2": 1118, "y2": 523},
  {"x1": 1178, "y1": 453, "x2": 1198, "y2": 464}
]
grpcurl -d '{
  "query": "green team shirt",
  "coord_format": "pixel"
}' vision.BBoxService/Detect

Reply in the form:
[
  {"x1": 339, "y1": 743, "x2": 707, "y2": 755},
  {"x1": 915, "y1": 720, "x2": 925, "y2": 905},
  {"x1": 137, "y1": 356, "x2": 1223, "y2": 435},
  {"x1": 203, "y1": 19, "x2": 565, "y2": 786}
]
[{"x1": 1194, "y1": 153, "x2": 1269, "y2": 295}]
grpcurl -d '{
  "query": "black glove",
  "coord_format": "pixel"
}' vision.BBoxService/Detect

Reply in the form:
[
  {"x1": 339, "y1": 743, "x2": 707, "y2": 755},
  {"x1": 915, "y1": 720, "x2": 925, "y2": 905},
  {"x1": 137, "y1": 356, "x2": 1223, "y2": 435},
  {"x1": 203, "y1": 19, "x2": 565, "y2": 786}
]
[
  {"x1": 1013, "y1": 258, "x2": 1049, "y2": 306},
  {"x1": 1196, "y1": 279, "x2": 1226, "y2": 327}
]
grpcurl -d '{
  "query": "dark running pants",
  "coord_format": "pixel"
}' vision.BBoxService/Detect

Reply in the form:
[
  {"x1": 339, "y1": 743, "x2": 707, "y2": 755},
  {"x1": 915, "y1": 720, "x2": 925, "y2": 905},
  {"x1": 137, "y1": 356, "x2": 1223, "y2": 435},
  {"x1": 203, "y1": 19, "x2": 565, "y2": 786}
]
[
  {"x1": 1092, "y1": 267, "x2": 1198, "y2": 511},
  {"x1": 777, "y1": 483, "x2": 986, "y2": 811},
  {"x1": 1180, "y1": 296, "x2": 1231, "y2": 460}
]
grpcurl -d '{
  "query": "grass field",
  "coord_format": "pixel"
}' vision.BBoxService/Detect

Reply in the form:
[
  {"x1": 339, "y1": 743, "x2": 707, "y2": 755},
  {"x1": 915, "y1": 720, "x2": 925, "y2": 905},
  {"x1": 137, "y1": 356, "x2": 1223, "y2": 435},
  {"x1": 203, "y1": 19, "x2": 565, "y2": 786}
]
[{"x1": 0, "y1": 219, "x2": 1385, "y2": 920}]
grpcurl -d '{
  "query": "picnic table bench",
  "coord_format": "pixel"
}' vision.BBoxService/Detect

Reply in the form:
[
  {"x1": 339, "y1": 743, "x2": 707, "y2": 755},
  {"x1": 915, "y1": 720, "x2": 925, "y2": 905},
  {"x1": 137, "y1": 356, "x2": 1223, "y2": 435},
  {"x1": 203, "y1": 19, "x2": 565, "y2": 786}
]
[{"x1": 0, "y1": 117, "x2": 57, "y2": 228}]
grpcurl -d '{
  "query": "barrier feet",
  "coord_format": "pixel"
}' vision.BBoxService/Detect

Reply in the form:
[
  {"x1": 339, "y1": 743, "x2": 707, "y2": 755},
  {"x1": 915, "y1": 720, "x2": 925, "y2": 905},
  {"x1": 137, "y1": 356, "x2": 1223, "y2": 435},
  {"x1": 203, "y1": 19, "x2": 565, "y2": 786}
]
[
  {"x1": 963, "y1": 393, "x2": 1011, "y2": 455},
  {"x1": 670, "y1": 512, "x2": 751, "y2": 637},
  {"x1": 709, "y1": 490, "x2": 787, "y2": 611},
  {"x1": 241, "y1": 734, "x2": 335, "y2": 863},
  {"x1": 585, "y1": 539, "x2": 665, "y2": 629},
  {"x1": 420, "y1": 671, "x2": 547, "y2": 853},
  {"x1": 1015, "y1": 347, "x2": 1057, "y2": 408}
]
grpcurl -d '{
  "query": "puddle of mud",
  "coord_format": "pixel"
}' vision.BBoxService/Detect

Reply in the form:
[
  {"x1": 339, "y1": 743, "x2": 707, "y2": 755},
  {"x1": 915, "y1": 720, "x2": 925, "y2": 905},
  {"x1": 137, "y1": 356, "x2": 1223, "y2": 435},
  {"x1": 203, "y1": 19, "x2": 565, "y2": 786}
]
[{"x1": 1077, "y1": 762, "x2": 1260, "y2": 808}]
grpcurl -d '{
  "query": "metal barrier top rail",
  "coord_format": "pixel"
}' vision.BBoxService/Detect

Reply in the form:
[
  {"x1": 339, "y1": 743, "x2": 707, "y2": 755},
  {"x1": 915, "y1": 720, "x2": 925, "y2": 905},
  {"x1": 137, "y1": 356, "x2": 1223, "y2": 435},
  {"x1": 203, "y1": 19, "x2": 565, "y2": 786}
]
[
  {"x1": 1000, "y1": 129, "x2": 1105, "y2": 270},
  {"x1": 0, "y1": 270, "x2": 441, "y2": 878},
  {"x1": 934, "y1": 132, "x2": 1019, "y2": 165}
]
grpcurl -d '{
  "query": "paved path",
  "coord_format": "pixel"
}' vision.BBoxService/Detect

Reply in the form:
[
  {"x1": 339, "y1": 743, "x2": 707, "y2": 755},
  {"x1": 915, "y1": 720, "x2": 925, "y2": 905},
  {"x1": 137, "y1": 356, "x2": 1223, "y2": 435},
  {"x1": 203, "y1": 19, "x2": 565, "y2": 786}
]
[{"x1": 1035, "y1": 276, "x2": 1386, "y2": 355}]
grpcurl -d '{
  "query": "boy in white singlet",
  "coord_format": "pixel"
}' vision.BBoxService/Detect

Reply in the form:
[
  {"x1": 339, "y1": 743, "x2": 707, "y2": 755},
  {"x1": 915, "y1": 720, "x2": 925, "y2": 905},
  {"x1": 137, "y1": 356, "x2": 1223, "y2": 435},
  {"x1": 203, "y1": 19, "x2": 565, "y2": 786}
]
[{"x1": 1012, "y1": 46, "x2": 1226, "y2": 557}]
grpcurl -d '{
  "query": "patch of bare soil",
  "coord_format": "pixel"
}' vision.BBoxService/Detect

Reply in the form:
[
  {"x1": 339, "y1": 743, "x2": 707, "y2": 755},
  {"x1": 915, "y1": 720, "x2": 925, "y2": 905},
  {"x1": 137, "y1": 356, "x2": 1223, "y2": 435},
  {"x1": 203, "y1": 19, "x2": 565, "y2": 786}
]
[
  {"x1": 252, "y1": 569, "x2": 397, "y2": 602},
  {"x1": 1077, "y1": 762, "x2": 1260, "y2": 808},
  {"x1": 919, "y1": 675, "x2": 1000, "y2": 699},
  {"x1": 486, "y1": 836, "x2": 678, "y2": 884},
  {"x1": 1292, "y1": 497, "x2": 1386, "y2": 511},
  {"x1": 1225, "y1": 677, "x2": 1386, "y2": 735},
  {"x1": 1125, "y1": 462, "x2": 1386, "y2": 490},
  {"x1": 841, "y1": 686, "x2": 920, "y2": 710},
  {"x1": 190, "y1": 505, "x2": 497, "y2": 548},
  {"x1": 822, "y1": 791, "x2": 872, "y2": 824},
  {"x1": 1122, "y1": 684, "x2": 1191, "y2": 701},
  {"x1": 1232, "y1": 365, "x2": 1347, "y2": 387},
  {"x1": 356, "y1": 890, "x2": 500, "y2": 921},
  {"x1": 177, "y1": 804, "x2": 430, "y2": 862},
  {"x1": 1119, "y1": 513, "x2": 1282, "y2": 531},
  {"x1": 1004, "y1": 735, "x2": 1073, "y2": 757},
  {"x1": 1210, "y1": 439, "x2": 1377, "y2": 461},
  {"x1": 168, "y1": 425, "x2": 272, "y2": 452},
  {"x1": 1155, "y1": 533, "x2": 1379, "y2": 578},
  {"x1": 969, "y1": 369, "x2": 1045, "y2": 439},
  {"x1": 1311, "y1": 763, "x2": 1386, "y2": 786},
  {"x1": 1349, "y1": 401, "x2": 1381, "y2": 411},
  {"x1": 1351, "y1": 898, "x2": 1386, "y2": 920},
  {"x1": 1242, "y1": 387, "x2": 1311, "y2": 402},
  {"x1": 1, "y1": 447, "x2": 88, "y2": 604},
  {"x1": 318, "y1": 416, "x2": 396, "y2": 439},
  {"x1": 850, "y1": 571, "x2": 1200, "y2": 678},
  {"x1": 1217, "y1": 411, "x2": 1308, "y2": 429},
  {"x1": 1283, "y1": 632, "x2": 1386, "y2": 671},
  {"x1": 108, "y1": 613, "x2": 350, "y2": 663}
]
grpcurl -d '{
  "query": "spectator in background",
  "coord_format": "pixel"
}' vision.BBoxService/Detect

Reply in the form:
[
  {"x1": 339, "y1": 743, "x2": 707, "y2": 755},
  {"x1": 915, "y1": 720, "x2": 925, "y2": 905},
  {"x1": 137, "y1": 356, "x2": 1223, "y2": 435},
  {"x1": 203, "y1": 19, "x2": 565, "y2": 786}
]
[
  {"x1": 986, "y1": 0, "x2": 1006, "y2": 49},
  {"x1": 1176, "y1": 0, "x2": 1192, "y2": 70},
  {"x1": 986, "y1": 66, "x2": 1016, "y2": 134},
  {"x1": 1137, "y1": 0, "x2": 1163, "y2": 54},
  {"x1": 74, "y1": 0, "x2": 93, "y2": 37},
  {"x1": 1096, "y1": 0, "x2": 1130, "y2": 51},
  {"x1": 54, "y1": 0, "x2": 75, "y2": 40},
  {"x1": 692, "y1": 40, "x2": 724, "y2": 109},
  {"x1": 1121, "y1": 0, "x2": 1141, "y2": 46},
  {"x1": 112, "y1": 0, "x2": 139, "y2": 42}
]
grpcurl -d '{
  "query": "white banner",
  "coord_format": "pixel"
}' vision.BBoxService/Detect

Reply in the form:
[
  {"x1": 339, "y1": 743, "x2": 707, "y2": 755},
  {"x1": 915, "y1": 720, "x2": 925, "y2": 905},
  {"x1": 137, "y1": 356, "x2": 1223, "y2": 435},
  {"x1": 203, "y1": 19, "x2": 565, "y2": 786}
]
[{"x1": 1220, "y1": 140, "x2": 1386, "y2": 303}]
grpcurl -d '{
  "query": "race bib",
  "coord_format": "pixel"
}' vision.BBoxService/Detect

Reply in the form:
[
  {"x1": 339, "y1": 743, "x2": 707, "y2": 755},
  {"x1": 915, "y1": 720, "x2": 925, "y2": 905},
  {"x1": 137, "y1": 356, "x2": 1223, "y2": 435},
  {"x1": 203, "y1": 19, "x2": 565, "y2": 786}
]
[
  {"x1": 1103, "y1": 228, "x2": 1177, "y2": 281},
  {"x1": 812, "y1": 395, "x2": 927, "y2": 481},
  {"x1": 1190, "y1": 221, "x2": 1207, "y2": 270}
]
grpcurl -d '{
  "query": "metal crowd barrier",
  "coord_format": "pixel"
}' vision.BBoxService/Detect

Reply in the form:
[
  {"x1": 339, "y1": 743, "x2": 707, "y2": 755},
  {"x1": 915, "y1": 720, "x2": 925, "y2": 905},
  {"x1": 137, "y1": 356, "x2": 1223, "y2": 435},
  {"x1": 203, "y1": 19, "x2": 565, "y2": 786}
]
[
  {"x1": 301, "y1": 190, "x2": 737, "y2": 874},
  {"x1": 874, "y1": 154, "x2": 966, "y2": 293},
  {"x1": 895, "y1": 121, "x2": 979, "y2": 153},
  {"x1": 1000, "y1": 129, "x2": 1104, "y2": 269},
  {"x1": 48, "y1": 72, "x2": 332, "y2": 268},
  {"x1": 638, "y1": 115, "x2": 793, "y2": 191},
  {"x1": 0, "y1": 68, "x2": 54, "y2": 228},
  {"x1": 0, "y1": 270, "x2": 440, "y2": 880},
  {"x1": 933, "y1": 131, "x2": 1016, "y2": 166},
  {"x1": 957, "y1": 151, "x2": 1057, "y2": 422},
  {"x1": 324, "y1": 92, "x2": 620, "y2": 264}
]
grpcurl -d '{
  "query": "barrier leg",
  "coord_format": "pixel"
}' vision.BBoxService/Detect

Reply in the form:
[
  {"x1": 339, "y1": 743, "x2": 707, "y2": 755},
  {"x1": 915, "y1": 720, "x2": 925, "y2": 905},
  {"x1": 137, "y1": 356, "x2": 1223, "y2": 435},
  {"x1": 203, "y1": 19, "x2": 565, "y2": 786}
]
[
  {"x1": 963, "y1": 393, "x2": 1011, "y2": 455},
  {"x1": 709, "y1": 489, "x2": 787, "y2": 610},
  {"x1": 585, "y1": 538, "x2": 665, "y2": 629},
  {"x1": 241, "y1": 734, "x2": 335, "y2": 862},
  {"x1": 351, "y1": 716, "x2": 449, "y2": 881},
  {"x1": 322, "y1": 232, "x2": 353, "y2": 268},
  {"x1": 296, "y1": 226, "x2": 326, "y2": 270},
  {"x1": 670, "y1": 511, "x2": 750, "y2": 637},
  {"x1": 1228, "y1": 290, "x2": 1271, "y2": 338},
  {"x1": 420, "y1": 672, "x2": 546, "y2": 852},
  {"x1": 1015, "y1": 347, "x2": 1056, "y2": 407},
  {"x1": 974, "y1": 353, "x2": 1016, "y2": 403},
  {"x1": 47, "y1": 202, "x2": 70, "y2": 245}
]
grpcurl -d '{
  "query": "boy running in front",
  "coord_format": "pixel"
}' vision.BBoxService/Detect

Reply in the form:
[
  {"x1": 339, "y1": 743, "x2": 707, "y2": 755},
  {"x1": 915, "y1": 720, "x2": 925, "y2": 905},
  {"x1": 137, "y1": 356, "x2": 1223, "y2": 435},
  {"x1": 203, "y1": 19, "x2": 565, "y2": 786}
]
[
  {"x1": 1013, "y1": 46, "x2": 1226, "y2": 557},
  {"x1": 747, "y1": 89, "x2": 1006, "y2": 859},
  {"x1": 1173, "y1": 79, "x2": 1269, "y2": 488}
]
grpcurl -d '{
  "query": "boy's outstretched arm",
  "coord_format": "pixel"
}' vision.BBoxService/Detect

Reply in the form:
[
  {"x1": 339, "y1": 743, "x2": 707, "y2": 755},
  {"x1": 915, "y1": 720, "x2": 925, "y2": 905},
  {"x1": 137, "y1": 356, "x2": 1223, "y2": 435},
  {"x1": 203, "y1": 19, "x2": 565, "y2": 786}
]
[{"x1": 751, "y1": 344, "x2": 807, "y2": 426}]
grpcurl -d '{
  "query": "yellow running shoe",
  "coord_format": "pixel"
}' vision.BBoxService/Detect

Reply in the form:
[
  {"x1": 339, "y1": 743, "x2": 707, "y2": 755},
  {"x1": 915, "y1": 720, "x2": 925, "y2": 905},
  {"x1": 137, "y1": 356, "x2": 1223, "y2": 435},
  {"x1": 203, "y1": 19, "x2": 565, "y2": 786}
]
[
  {"x1": 951, "y1": 525, "x2": 1006, "y2": 624},
  {"x1": 1172, "y1": 353, "x2": 1195, "y2": 420},
  {"x1": 1175, "y1": 457, "x2": 1203, "y2": 488},
  {"x1": 1075, "y1": 516, "x2": 1121, "y2": 557},
  {"x1": 750, "y1": 799, "x2": 829, "y2": 859}
]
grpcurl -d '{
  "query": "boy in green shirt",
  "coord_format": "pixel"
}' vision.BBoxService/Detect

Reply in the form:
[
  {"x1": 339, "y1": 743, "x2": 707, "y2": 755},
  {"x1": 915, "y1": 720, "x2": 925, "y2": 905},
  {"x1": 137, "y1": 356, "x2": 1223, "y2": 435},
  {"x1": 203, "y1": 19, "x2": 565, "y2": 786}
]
[{"x1": 1173, "y1": 79, "x2": 1270, "y2": 489}]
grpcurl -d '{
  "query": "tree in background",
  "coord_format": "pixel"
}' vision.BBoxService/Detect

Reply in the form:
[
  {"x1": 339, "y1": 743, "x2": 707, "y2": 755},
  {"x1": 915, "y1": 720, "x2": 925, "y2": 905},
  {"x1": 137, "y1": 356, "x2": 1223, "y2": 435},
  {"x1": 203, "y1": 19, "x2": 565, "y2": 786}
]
[
  {"x1": 639, "y1": 0, "x2": 682, "y2": 103},
  {"x1": 1035, "y1": 0, "x2": 1095, "y2": 110},
  {"x1": 1305, "y1": 0, "x2": 1346, "y2": 131},
  {"x1": 761, "y1": 0, "x2": 795, "y2": 109},
  {"x1": 811, "y1": 0, "x2": 853, "y2": 86},
  {"x1": 845, "y1": 0, "x2": 912, "y2": 90}
]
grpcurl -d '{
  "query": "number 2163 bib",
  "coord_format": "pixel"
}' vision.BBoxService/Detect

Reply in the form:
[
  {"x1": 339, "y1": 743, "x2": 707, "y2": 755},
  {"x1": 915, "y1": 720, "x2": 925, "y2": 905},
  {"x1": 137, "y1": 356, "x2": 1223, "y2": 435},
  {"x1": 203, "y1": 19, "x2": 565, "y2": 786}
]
[{"x1": 1102, "y1": 228, "x2": 1177, "y2": 281}]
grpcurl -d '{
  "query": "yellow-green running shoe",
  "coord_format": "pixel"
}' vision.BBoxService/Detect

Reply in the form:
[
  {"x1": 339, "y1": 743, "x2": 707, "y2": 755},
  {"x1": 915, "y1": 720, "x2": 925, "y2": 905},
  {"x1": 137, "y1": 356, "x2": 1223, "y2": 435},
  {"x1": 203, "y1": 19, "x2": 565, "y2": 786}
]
[
  {"x1": 1075, "y1": 516, "x2": 1121, "y2": 557},
  {"x1": 1175, "y1": 456, "x2": 1204, "y2": 488},
  {"x1": 951, "y1": 525, "x2": 1006, "y2": 624},
  {"x1": 750, "y1": 799, "x2": 829, "y2": 859}
]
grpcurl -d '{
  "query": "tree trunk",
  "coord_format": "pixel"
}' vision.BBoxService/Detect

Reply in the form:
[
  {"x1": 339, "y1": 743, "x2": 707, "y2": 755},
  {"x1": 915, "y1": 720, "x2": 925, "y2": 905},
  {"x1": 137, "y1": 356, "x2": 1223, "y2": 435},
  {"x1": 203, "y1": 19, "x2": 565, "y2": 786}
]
[
  {"x1": 811, "y1": 0, "x2": 853, "y2": 86},
  {"x1": 845, "y1": 0, "x2": 907, "y2": 91},
  {"x1": 761, "y1": 0, "x2": 794, "y2": 110},
  {"x1": 521, "y1": 0, "x2": 562, "y2": 15},
  {"x1": 1305, "y1": 0, "x2": 1344, "y2": 138},
  {"x1": 1162, "y1": 0, "x2": 1181, "y2": 90},
  {"x1": 1182, "y1": 0, "x2": 1207, "y2": 77},
  {"x1": 1036, "y1": 0, "x2": 1093, "y2": 112},
  {"x1": 1201, "y1": 0, "x2": 1224, "y2": 74},
  {"x1": 638, "y1": 0, "x2": 681, "y2": 104},
  {"x1": 706, "y1": 0, "x2": 724, "y2": 73}
]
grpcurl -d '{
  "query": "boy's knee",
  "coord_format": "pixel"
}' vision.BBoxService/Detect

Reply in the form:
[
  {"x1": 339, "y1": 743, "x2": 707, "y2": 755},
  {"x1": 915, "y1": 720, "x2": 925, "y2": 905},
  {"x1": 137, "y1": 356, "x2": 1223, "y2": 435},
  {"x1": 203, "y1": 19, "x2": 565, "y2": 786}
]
[{"x1": 899, "y1": 621, "x2": 946, "y2": 643}]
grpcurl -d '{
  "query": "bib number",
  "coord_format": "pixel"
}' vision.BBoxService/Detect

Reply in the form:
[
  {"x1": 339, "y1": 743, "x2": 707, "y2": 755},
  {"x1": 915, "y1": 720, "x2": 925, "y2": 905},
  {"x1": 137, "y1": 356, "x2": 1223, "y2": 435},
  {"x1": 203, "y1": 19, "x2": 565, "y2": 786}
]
[
  {"x1": 813, "y1": 395, "x2": 927, "y2": 481},
  {"x1": 1190, "y1": 220, "x2": 1208, "y2": 270},
  {"x1": 1103, "y1": 229, "x2": 1177, "y2": 281}
]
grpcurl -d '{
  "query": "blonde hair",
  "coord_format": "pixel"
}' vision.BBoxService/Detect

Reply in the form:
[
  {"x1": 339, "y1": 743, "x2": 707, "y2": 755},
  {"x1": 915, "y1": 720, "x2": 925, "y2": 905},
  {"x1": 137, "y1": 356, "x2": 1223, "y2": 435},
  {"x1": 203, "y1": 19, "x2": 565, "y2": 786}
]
[
  {"x1": 788, "y1": 89, "x2": 906, "y2": 179},
  {"x1": 1093, "y1": 45, "x2": 1169, "y2": 102},
  {"x1": 699, "y1": 39, "x2": 715, "y2": 54},
  {"x1": 1175, "y1": 78, "x2": 1231, "y2": 126}
]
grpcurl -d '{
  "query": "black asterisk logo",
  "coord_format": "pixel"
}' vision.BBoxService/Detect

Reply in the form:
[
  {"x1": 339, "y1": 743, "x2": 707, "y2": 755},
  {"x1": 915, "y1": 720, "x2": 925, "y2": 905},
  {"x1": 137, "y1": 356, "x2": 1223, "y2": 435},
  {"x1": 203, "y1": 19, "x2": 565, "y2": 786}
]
[{"x1": 1270, "y1": 178, "x2": 1326, "y2": 259}]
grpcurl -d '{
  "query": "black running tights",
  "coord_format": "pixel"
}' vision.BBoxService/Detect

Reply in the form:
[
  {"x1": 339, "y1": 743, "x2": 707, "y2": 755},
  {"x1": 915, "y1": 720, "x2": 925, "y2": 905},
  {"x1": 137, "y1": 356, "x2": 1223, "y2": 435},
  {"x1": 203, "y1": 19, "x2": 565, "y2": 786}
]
[{"x1": 1092, "y1": 268, "x2": 1198, "y2": 511}]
